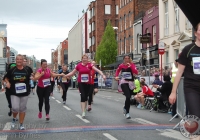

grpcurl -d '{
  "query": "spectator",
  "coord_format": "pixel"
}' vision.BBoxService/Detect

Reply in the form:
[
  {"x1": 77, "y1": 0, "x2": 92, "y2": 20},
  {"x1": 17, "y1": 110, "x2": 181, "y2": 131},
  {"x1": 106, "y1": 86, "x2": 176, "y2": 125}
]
[{"x1": 152, "y1": 75, "x2": 163, "y2": 86}]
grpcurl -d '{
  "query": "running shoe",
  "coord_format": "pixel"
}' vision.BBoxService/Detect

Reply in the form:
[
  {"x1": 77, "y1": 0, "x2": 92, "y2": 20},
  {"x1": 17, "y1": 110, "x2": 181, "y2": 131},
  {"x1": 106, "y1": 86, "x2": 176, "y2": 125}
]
[
  {"x1": 87, "y1": 106, "x2": 92, "y2": 112},
  {"x1": 19, "y1": 124, "x2": 25, "y2": 130},
  {"x1": 63, "y1": 101, "x2": 66, "y2": 104},
  {"x1": 38, "y1": 112, "x2": 42, "y2": 119},
  {"x1": 141, "y1": 106, "x2": 145, "y2": 110},
  {"x1": 8, "y1": 111, "x2": 12, "y2": 116},
  {"x1": 126, "y1": 113, "x2": 131, "y2": 119},
  {"x1": 11, "y1": 118, "x2": 16, "y2": 129},
  {"x1": 46, "y1": 114, "x2": 50, "y2": 121}
]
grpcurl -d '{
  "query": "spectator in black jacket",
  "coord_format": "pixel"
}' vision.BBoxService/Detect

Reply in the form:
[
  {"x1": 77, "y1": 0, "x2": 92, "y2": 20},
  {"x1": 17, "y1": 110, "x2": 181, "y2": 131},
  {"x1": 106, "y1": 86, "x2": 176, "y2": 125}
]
[{"x1": 153, "y1": 74, "x2": 172, "y2": 111}]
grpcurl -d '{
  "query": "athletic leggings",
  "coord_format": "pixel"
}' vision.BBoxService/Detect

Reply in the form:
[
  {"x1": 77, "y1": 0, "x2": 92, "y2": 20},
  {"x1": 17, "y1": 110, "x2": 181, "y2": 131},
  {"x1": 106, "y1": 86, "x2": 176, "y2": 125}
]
[
  {"x1": 37, "y1": 86, "x2": 51, "y2": 115},
  {"x1": 50, "y1": 81, "x2": 55, "y2": 93},
  {"x1": 60, "y1": 82, "x2": 69, "y2": 101},
  {"x1": 184, "y1": 88, "x2": 200, "y2": 118},
  {"x1": 88, "y1": 84, "x2": 94, "y2": 105},
  {"x1": 121, "y1": 83, "x2": 132, "y2": 114},
  {"x1": 11, "y1": 95, "x2": 29, "y2": 113},
  {"x1": 78, "y1": 83, "x2": 91, "y2": 102},
  {"x1": 5, "y1": 91, "x2": 12, "y2": 109}
]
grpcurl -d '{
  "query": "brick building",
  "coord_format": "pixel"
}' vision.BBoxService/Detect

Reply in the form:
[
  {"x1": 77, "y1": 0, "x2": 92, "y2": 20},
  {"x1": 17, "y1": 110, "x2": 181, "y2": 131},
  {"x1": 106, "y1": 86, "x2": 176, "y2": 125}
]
[
  {"x1": 117, "y1": 0, "x2": 158, "y2": 63},
  {"x1": 52, "y1": 49, "x2": 58, "y2": 71},
  {"x1": 88, "y1": 0, "x2": 119, "y2": 59},
  {"x1": 61, "y1": 39, "x2": 68, "y2": 65}
]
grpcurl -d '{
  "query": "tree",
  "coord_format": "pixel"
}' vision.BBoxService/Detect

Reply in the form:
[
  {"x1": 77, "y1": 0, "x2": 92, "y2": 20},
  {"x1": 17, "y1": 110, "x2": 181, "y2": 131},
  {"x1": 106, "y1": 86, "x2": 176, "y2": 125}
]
[{"x1": 95, "y1": 20, "x2": 117, "y2": 67}]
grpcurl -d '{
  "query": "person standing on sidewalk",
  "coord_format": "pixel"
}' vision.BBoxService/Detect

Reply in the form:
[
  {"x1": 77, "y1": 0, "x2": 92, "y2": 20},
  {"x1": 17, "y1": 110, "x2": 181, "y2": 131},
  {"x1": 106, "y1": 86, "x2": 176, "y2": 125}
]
[
  {"x1": 65, "y1": 54, "x2": 106, "y2": 118},
  {"x1": 115, "y1": 55, "x2": 138, "y2": 119},
  {"x1": 72, "y1": 75, "x2": 77, "y2": 88},
  {"x1": 34, "y1": 59, "x2": 64, "y2": 121},
  {"x1": 60, "y1": 65, "x2": 70, "y2": 104},
  {"x1": 4, "y1": 54, "x2": 33, "y2": 130}
]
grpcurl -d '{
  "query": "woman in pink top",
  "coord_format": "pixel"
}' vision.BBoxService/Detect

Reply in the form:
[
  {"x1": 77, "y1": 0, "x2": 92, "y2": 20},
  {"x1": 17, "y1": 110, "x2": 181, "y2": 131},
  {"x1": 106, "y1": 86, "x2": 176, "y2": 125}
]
[
  {"x1": 65, "y1": 54, "x2": 106, "y2": 118},
  {"x1": 34, "y1": 59, "x2": 64, "y2": 121},
  {"x1": 115, "y1": 55, "x2": 138, "y2": 119}
]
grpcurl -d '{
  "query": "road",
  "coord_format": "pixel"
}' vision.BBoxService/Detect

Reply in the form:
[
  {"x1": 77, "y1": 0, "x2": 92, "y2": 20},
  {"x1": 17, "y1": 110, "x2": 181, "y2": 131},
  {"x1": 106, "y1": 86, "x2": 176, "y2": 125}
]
[{"x1": 0, "y1": 87, "x2": 189, "y2": 140}]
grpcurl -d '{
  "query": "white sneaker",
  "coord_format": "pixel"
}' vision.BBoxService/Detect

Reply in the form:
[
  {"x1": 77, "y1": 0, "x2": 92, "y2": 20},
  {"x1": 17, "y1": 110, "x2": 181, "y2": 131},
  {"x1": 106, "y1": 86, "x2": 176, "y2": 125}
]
[
  {"x1": 11, "y1": 118, "x2": 16, "y2": 129},
  {"x1": 126, "y1": 113, "x2": 131, "y2": 119},
  {"x1": 82, "y1": 112, "x2": 86, "y2": 119},
  {"x1": 63, "y1": 101, "x2": 66, "y2": 104},
  {"x1": 19, "y1": 125, "x2": 25, "y2": 130}
]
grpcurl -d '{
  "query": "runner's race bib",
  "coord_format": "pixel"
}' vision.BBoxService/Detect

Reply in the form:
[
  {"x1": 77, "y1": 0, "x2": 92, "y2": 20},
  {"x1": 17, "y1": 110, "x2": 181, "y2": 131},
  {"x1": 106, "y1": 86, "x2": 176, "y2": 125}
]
[
  {"x1": 42, "y1": 79, "x2": 51, "y2": 87},
  {"x1": 15, "y1": 83, "x2": 27, "y2": 94},
  {"x1": 81, "y1": 74, "x2": 89, "y2": 82},
  {"x1": 122, "y1": 72, "x2": 132, "y2": 79},
  {"x1": 62, "y1": 77, "x2": 68, "y2": 83},
  {"x1": 193, "y1": 57, "x2": 200, "y2": 74}
]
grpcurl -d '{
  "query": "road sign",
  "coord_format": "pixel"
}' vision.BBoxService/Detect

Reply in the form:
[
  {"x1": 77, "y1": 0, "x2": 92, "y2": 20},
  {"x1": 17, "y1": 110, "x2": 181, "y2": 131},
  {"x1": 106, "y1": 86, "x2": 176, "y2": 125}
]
[{"x1": 158, "y1": 42, "x2": 165, "y2": 55}]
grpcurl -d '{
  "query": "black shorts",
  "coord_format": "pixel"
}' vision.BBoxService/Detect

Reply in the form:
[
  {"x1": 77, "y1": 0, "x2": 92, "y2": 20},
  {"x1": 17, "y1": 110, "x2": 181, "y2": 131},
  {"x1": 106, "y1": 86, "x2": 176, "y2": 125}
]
[{"x1": 94, "y1": 83, "x2": 98, "y2": 88}]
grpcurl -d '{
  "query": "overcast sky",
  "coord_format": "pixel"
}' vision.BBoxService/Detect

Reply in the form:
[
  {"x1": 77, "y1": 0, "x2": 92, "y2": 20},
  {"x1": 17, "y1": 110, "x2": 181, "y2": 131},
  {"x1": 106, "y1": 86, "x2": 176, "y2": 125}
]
[{"x1": 0, "y1": 0, "x2": 91, "y2": 62}]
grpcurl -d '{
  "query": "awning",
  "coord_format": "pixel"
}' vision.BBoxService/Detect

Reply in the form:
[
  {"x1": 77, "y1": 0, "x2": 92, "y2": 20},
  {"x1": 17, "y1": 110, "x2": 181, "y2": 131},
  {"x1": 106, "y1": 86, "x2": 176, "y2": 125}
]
[{"x1": 175, "y1": 0, "x2": 200, "y2": 28}]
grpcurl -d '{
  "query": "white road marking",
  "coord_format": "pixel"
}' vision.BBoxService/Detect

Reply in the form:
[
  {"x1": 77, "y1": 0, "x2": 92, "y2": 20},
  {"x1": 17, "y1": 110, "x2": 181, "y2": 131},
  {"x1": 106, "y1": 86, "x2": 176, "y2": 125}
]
[
  {"x1": 56, "y1": 100, "x2": 61, "y2": 103},
  {"x1": 76, "y1": 115, "x2": 90, "y2": 123},
  {"x1": 0, "y1": 122, "x2": 11, "y2": 140},
  {"x1": 51, "y1": 97, "x2": 55, "y2": 99},
  {"x1": 63, "y1": 106, "x2": 71, "y2": 110},
  {"x1": 158, "y1": 129, "x2": 188, "y2": 140},
  {"x1": 103, "y1": 133, "x2": 118, "y2": 140},
  {"x1": 131, "y1": 118, "x2": 158, "y2": 125}
]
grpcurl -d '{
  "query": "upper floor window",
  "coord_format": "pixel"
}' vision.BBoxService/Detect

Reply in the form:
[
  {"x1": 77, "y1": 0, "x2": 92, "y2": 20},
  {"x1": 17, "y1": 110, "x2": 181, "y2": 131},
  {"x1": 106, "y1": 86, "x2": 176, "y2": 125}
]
[
  {"x1": 105, "y1": 5, "x2": 111, "y2": 14},
  {"x1": 129, "y1": 12, "x2": 131, "y2": 27},
  {"x1": 116, "y1": 5, "x2": 119, "y2": 15},
  {"x1": 174, "y1": 3, "x2": 180, "y2": 33},
  {"x1": 124, "y1": 15, "x2": 126, "y2": 30},
  {"x1": 164, "y1": 1, "x2": 169, "y2": 36},
  {"x1": 146, "y1": 28, "x2": 149, "y2": 47},
  {"x1": 120, "y1": 0, "x2": 121, "y2": 8},
  {"x1": 153, "y1": 25, "x2": 156, "y2": 45}
]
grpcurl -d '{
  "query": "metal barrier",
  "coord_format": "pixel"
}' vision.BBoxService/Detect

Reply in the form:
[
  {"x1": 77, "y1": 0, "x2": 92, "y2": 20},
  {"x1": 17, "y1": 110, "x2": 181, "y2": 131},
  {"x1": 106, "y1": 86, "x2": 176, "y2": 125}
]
[{"x1": 169, "y1": 77, "x2": 186, "y2": 129}]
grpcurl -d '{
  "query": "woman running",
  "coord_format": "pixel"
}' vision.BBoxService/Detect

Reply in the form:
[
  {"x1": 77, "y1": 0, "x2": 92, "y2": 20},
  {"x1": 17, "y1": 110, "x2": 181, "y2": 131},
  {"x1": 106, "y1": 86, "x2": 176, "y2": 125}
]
[
  {"x1": 5, "y1": 54, "x2": 33, "y2": 130},
  {"x1": 169, "y1": 23, "x2": 200, "y2": 126},
  {"x1": 65, "y1": 54, "x2": 106, "y2": 118},
  {"x1": 34, "y1": 59, "x2": 64, "y2": 121},
  {"x1": 115, "y1": 55, "x2": 138, "y2": 119},
  {"x1": 60, "y1": 65, "x2": 70, "y2": 104}
]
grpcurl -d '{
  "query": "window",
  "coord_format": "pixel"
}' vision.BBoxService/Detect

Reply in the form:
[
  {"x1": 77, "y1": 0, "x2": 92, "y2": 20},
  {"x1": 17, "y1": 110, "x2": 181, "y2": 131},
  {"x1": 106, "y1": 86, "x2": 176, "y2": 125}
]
[
  {"x1": 129, "y1": 12, "x2": 131, "y2": 27},
  {"x1": 105, "y1": 5, "x2": 111, "y2": 14},
  {"x1": 64, "y1": 49, "x2": 68, "y2": 64},
  {"x1": 124, "y1": 0, "x2": 126, "y2": 5},
  {"x1": 174, "y1": 3, "x2": 179, "y2": 33},
  {"x1": 152, "y1": 25, "x2": 156, "y2": 45},
  {"x1": 165, "y1": 51, "x2": 169, "y2": 64},
  {"x1": 146, "y1": 28, "x2": 149, "y2": 47},
  {"x1": 120, "y1": 18, "x2": 122, "y2": 31},
  {"x1": 129, "y1": 36, "x2": 131, "y2": 53},
  {"x1": 164, "y1": 1, "x2": 169, "y2": 36},
  {"x1": 120, "y1": 39, "x2": 123, "y2": 54},
  {"x1": 124, "y1": 15, "x2": 126, "y2": 30},
  {"x1": 92, "y1": 22, "x2": 95, "y2": 31},
  {"x1": 115, "y1": 20, "x2": 119, "y2": 28},
  {"x1": 116, "y1": 5, "x2": 119, "y2": 15},
  {"x1": 120, "y1": 0, "x2": 121, "y2": 8},
  {"x1": 174, "y1": 49, "x2": 179, "y2": 59},
  {"x1": 92, "y1": 36, "x2": 95, "y2": 45},
  {"x1": 124, "y1": 37, "x2": 126, "y2": 54}
]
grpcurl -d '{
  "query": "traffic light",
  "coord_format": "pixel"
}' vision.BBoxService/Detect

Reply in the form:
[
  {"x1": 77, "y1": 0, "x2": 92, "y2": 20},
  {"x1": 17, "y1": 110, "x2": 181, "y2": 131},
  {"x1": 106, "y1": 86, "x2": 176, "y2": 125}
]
[{"x1": 3, "y1": 47, "x2": 6, "y2": 58}]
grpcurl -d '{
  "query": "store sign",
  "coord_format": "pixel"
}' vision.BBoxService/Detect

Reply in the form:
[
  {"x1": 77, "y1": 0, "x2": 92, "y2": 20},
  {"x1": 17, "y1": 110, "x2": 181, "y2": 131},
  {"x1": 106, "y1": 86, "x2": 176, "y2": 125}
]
[{"x1": 140, "y1": 36, "x2": 151, "y2": 43}]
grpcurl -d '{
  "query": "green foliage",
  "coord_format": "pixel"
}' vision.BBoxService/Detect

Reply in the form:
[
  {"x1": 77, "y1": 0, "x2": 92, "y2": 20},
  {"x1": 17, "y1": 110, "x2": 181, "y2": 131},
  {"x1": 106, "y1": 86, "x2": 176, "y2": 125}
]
[{"x1": 95, "y1": 20, "x2": 117, "y2": 66}]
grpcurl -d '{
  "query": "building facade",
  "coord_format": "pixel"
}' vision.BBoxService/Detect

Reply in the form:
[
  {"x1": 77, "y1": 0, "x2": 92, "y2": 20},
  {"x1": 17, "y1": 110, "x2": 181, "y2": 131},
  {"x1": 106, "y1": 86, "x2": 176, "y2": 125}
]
[
  {"x1": 159, "y1": 0, "x2": 192, "y2": 66},
  {"x1": 117, "y1": 0, "x2": 158, "y2": 63},
  {"x1": 10, "y1": 47, "x2": 18, "y2": 63},
  {"x1": 88, "y1": 0, "x2": 119, "y2": 59},
  {"x1": 61, "y1": 39, "x2": 68, "y2": 65},
  {"x1": 0, "y1": 24, "x2": 7, "y2": 58},
  {"x1": 142, "y1": 6, "x2": 159, "y2": 66}
]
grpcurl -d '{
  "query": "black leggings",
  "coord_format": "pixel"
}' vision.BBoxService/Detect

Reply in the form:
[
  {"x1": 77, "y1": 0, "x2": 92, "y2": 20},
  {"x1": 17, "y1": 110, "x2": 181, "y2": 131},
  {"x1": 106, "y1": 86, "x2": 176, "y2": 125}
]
[
  {"x1": 5, "y1": 91, "x2": 12, "y2": 109},
  {"x1": 121, "y1": 83, "x2": 132, "y2": 114},
  {"x1": 50, "y1": 81, "x2": 55, "y2": 93},
  {"x1": 37, "y1": 86, "x2": 51, "y2": 115},
  {"x1": 184, "y1": 88, "x2": 200, "y2": 118},
  {"x1": 60, "y1": 83, "x2": 69, "y2": 101},
  {"x1": 78, "y1": 83, "x2": 91, "y2": 102},
  {"x1": 88, "y1": 84, "x2": 94, "y2": 105}
]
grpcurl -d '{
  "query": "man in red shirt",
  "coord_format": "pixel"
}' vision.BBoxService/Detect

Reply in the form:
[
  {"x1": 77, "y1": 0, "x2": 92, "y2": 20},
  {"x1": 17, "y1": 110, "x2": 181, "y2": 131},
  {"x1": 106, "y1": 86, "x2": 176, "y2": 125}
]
[{"x1": 134, "y1": 81, "x2": 154, "y2": 109}]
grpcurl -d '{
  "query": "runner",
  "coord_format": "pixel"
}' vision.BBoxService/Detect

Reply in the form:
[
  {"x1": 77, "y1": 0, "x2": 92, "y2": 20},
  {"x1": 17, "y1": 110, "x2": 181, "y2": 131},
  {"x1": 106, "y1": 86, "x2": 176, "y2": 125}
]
[
  {"x1": 60, "y1": 65, "x2": 70, "y2": 104},
  {"x1": 115, "y1": 55, "x2": 138, "y2": 119},
  {"x1": 65, "y1": 54, "x2": 106, "y2": 118},
  {"x1": 4, "y1": 54, "x2": 33, "y2": 130},
  {"x1": 34, "y1": 59, "x2": 64, "y2": 121}
]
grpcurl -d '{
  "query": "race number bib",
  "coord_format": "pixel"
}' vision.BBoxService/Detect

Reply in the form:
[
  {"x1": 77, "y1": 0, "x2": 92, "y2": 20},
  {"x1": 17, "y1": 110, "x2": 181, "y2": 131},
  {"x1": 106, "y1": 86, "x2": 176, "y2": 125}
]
[
  {"x1": 15, "y1": 83, "x2": 27, "y2": 94},
  {"x1": 193, "y1": 57, "x2": 200, "y2": 74},
  {"x1": 62, "y1": 77, "x2": 67, "y2": 83},
  {"x1": 42, "y1": 79, "x2": 51, "y2": 87},
  {"x1": 81, "y1": 74, "x2": 89, "y2": 82},
  {"x1": 122, "y1": 72, "x2": 132, "y2": 79}
]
